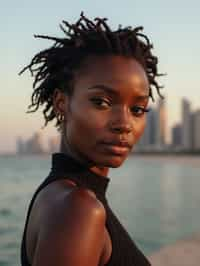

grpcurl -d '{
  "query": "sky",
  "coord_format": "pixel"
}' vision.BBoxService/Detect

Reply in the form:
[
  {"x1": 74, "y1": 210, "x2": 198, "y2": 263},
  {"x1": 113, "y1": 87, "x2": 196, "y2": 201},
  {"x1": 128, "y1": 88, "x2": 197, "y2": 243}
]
[{"x1": 0, "y1": 0, "x2": 200, "y2": 153}]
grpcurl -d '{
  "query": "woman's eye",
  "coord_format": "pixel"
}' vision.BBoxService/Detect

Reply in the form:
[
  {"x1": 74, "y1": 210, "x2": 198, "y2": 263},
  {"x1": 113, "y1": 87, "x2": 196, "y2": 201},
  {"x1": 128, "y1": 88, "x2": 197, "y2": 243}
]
[
  {"x1": 90, "y1": 98, "x2": 111, "y2": 108},
  {"x1": 131, "y1": 106, "x2": 150, "y2": 116}
]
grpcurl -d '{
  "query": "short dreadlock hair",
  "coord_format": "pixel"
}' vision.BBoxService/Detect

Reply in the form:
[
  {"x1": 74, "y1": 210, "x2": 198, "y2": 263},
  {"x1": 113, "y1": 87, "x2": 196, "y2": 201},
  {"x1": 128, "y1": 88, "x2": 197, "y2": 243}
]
[{"x1": 19, "y1": 12, "x2": 163, "y2": 129}]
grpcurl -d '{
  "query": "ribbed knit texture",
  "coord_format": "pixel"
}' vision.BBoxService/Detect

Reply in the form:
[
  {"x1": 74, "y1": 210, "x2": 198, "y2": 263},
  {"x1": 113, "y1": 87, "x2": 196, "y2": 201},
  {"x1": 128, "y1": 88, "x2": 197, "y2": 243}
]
[{"x1": 21, "y1": 153, "x2": 151, "y2": 266}]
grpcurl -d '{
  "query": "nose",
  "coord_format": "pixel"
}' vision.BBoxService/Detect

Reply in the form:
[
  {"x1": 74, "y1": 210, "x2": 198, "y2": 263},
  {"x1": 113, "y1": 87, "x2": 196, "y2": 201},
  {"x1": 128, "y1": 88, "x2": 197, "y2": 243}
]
[{"x1": 109, "y1": 106, "x2": 133, "y2": 134}]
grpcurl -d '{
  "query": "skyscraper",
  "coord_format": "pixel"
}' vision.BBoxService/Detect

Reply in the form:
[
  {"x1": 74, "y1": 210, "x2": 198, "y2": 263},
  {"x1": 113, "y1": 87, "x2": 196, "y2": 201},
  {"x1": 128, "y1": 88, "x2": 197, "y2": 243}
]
[
  {"x1": 16, "y1": 131, "x2": 45, "y2": 154},
  {"x1": 193, "y1": 109, "x2": 200, "y2": 150},
  {"x1": 181, "y1": 98, "x2": 192, "y2": 149},
  {"x1": 148, "y1": 107, "x2": 158, "y2": 146},
  {"x1": 135, "y1": 106, "x2": 158, "y2": 150},
  {"x1": 171, "y1": 123, "x2": 182, "y2": 148},
  {"x1": 157, "y1": 98, "x2": 167, "y2": 147}
]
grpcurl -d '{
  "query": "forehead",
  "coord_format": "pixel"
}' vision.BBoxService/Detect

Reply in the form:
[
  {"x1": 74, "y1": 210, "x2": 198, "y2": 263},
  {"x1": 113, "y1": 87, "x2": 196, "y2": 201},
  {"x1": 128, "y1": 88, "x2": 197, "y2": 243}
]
[{"x1": 73, "y1": 55, "x2": 149, "y2": 97}]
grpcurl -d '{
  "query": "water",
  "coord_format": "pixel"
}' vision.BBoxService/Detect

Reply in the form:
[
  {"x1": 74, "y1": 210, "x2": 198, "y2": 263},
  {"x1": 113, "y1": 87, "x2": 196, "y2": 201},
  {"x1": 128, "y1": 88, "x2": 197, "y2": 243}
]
[{"x1": 0, "y1": 154, "x2": 200, "y2": 266}]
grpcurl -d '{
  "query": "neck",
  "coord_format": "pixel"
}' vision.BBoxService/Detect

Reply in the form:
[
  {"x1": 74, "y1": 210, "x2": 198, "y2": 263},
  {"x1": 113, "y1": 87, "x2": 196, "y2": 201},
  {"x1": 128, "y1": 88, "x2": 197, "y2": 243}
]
[
  {"x1": 89, "y1": 165, "x2": 109, "y2": 177},
  {"x1": 60, "y1": 133, "x2": 109, "y2": 177}
]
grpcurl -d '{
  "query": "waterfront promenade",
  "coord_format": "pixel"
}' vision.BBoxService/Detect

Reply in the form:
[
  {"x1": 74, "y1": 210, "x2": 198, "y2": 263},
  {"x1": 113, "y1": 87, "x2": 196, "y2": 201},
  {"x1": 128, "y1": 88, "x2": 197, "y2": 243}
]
[{"x1": 149, "y1": 233, "x2": 200, "y2": 266}]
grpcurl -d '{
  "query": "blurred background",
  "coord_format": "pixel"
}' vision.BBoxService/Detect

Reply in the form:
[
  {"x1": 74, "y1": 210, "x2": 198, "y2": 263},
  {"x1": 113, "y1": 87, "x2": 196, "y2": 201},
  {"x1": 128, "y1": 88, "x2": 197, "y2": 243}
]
[{"x1": 0, "y1": 0, "x2": 200, "y2": 265}]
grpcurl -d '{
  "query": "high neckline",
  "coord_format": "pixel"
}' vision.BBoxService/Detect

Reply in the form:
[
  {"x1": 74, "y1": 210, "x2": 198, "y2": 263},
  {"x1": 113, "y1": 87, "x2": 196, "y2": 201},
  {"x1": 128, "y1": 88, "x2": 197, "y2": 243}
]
[{"x1": 51, "y1": 153, "x2": 110, "y2": 198}]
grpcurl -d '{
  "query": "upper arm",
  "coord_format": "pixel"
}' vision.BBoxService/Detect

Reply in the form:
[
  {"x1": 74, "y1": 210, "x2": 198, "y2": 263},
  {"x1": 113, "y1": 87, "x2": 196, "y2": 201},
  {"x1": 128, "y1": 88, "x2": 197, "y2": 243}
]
[{"x1": 32, "y1": 188, "x2": 106, "y2": 266}]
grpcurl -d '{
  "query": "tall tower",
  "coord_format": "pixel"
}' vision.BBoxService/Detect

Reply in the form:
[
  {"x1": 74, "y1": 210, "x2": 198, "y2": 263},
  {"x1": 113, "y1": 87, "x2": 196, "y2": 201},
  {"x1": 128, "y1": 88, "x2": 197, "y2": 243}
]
[
  {"x1": 133, "y1": 106, "x2": 157, "y2": 151},
  {"x1": 25, "y1": 131, "x2": 45, "y2": 154},
  {"x1": 193, "y1": 109, "x2": 200, "y2": 150},
  {"x1": 181, "y1": 98, "x2": 192, "y2": 149},
  {"x1": 171, "y1": 123, "x2": 182, "y2": 148},
  {"x1": 148, "y1": 107, "x2": 158, "y2": 146},
  {"x1": 157, "y1": 98, "x2": 167, "y2": 147}
]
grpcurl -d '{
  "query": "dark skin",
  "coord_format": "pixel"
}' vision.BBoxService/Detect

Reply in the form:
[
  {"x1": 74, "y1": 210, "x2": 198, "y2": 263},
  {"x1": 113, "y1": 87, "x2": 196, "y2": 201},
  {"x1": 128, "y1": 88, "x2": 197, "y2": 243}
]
[{"x1": 26, "y1": 55, "x2": 149, "y2": 266}]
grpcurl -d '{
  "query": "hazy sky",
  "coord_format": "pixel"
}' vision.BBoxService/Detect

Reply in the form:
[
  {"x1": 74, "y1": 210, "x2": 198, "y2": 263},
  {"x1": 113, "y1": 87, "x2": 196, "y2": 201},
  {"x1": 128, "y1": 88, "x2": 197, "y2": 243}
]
[{"x1": 1, "y1": 0, "x2": 200, "y2": 153}]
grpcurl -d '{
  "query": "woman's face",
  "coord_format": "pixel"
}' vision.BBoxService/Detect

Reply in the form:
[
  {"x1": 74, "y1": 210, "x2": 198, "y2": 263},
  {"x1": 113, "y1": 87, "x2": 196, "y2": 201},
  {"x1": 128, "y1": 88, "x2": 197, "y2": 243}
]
[{"x1": 56, "y1": 55, "x2": 149, "y2": 168}]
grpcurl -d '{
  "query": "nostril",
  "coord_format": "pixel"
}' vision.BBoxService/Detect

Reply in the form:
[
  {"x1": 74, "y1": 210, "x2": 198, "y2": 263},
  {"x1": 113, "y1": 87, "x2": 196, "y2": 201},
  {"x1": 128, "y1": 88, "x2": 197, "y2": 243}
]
[
  {"x1": 109, "y1": 106, "x2": 133, "y2": 134},
  {"x1": 110, "y1": 123, "x2": 132, "y2": 134}
]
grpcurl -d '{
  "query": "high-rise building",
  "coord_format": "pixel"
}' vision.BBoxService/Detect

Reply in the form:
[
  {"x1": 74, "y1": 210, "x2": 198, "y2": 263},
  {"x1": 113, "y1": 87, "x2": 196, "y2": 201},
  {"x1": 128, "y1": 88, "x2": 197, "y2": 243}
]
[
  {"x1": 193, "y1": 109, "x2": 200, "y2": 150},
  {"x1": 181, "y1": 99, "x2": 192, "y2": 149},
  {"x1": 148, "y1": 107, "x2": 158, "y2": 146},
  {"x1": 171, "y1": 123, "x2": 182, "y2": 148},
  {"x1": 16, "y1": 137, "x2": 26, "y2": 154},
  {"x1": 26, "y1": 132, "x2": 45, "y2": 154},
  {"x1": 134, "y1": 118, "x2": 150, "y2": 151},
  {"x1": 16, "y1": 132, "x2": 45, "y2": 154},
  {"x1": 135, "y1": 106, "x2": 158, "y2": 150},
  {"x1": 157, "y1": 98, "x2": 167, "y2": 147}
]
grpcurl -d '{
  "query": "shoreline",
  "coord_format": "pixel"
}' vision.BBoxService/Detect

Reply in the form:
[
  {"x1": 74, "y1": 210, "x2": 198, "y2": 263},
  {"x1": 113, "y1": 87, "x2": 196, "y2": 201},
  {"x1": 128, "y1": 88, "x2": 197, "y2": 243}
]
[
  {"x1": 0, "y1": 152, "x2": 199, "y2": 167},
  {"x1": 131, "y1": 153, "x2": 200, "y2": 167}
]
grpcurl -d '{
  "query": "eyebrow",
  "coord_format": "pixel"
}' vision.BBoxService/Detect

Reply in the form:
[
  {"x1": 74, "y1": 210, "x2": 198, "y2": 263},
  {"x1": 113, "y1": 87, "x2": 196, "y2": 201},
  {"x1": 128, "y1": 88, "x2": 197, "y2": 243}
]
[
  {"x1": 87, "y1": 85, "x2": 117, "y2": 95},
  {"x1": 87, "y1": 84, "x2": 149, "y2": 100}
]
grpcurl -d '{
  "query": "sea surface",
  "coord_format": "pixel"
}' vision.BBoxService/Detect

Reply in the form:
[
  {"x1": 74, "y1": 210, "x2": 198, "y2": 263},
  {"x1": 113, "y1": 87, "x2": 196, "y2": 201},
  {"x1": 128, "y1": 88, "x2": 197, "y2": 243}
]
[{"x1": 0, "y1": 154, "x2": 200, "y2": 266}]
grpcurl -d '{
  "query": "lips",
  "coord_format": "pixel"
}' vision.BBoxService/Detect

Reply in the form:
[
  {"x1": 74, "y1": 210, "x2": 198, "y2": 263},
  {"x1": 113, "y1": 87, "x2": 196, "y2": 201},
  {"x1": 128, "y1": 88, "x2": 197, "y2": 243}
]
[
  {"x1": 101, "y1": 140, "x2": 131, "y2": 155},
  {"x1": 102, "y1": 140, "x2": 131, "y2": 148}
]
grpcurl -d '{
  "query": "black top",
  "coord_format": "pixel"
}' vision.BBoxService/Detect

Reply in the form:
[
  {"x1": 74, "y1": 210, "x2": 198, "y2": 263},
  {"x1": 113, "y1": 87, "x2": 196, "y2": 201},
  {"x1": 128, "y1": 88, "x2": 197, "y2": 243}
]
[{"x1": 21, "y1": 153, "x2": 151, "y2": 266}]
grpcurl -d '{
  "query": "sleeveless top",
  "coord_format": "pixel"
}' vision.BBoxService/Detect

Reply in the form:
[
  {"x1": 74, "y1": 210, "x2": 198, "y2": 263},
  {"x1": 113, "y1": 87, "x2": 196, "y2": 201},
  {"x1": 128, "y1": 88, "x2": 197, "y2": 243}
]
[{"x1": 21, "y1": 153, "x2": 151, "y2": 266}]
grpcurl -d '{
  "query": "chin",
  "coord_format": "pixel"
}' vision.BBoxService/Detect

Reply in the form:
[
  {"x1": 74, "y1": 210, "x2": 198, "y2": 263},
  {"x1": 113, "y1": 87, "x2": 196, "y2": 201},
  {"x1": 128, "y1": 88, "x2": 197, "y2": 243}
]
[{"x1": 100, "y1": 155, "x2": 127, "y2": 168}]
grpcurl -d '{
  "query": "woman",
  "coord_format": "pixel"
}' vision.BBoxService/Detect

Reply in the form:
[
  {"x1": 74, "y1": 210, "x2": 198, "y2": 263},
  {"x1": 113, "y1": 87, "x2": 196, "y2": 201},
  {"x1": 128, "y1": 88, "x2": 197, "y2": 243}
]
[{"x1": 20, "y1": 12, "x2": 163, "y2": 266}]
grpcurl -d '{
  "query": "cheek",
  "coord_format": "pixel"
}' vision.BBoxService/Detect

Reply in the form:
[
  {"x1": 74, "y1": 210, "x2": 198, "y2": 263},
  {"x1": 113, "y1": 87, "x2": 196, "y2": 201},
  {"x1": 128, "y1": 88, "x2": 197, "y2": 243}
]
[
  {"x1": 67, "y1": 109, "x2": 106, "y2": 143},
  {"x1": 78, "y1": 112, "x2": 105, "y2": 132}
]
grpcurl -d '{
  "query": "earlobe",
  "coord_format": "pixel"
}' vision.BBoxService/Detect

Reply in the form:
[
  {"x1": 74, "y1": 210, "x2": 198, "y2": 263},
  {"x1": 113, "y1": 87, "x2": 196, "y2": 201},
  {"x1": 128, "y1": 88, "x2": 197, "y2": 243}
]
[{"x1": 53, "y1": 89, "x2": 68, "y2": 116}]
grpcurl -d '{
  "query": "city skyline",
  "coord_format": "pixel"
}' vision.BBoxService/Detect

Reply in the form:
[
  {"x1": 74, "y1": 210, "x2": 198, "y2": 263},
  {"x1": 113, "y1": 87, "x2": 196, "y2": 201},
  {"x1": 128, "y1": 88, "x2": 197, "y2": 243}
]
[
  {"x1": 136, "y1": 97, "x2": 200, "y2": 151},
  {"x1": 14, "y1": 96, "x2": 200, "y2": 155},
  {"x1": 1, "y1": 0, "x2": 200, "y2": 153}
]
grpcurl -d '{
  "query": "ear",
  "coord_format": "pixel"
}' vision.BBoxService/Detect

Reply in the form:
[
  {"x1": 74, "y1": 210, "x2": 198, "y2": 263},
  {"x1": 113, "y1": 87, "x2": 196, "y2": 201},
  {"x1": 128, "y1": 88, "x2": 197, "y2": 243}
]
[{"x1": 53, "y1": 89, "x2": 69, "y2": 117}]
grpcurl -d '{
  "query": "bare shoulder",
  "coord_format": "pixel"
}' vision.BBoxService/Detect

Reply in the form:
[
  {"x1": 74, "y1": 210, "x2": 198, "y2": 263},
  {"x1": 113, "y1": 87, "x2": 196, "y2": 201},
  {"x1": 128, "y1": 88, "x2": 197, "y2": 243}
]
[
  {"x1": 46, "y1": 186, "x2": 106, "y2": 226},
  {"x1": 42, "y1": 184, "x2": 106, "y2": 222},
  {"x1": 32, "y1": 185, "x2": 106, "y2": 266}
]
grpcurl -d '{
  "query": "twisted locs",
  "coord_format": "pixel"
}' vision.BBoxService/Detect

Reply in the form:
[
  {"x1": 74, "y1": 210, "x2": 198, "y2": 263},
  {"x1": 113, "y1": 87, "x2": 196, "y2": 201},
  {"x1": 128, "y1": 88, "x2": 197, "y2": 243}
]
[{"x1": 19, "y1": 12, "x2": 164, "y2": 129}]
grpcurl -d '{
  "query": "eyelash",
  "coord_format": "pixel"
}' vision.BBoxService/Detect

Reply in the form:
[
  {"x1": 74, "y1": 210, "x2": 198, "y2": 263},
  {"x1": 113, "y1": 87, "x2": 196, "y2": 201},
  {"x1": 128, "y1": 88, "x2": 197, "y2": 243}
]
[
  {"x1": 90, "y1": 97, "x2": 111, "y2": 108},
  {"x1": 90, "y1": 97, "x2": 150, "y2": 116},
  {"x1": 130, "y1": 106, "x2": 150, "y2": 117}
]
